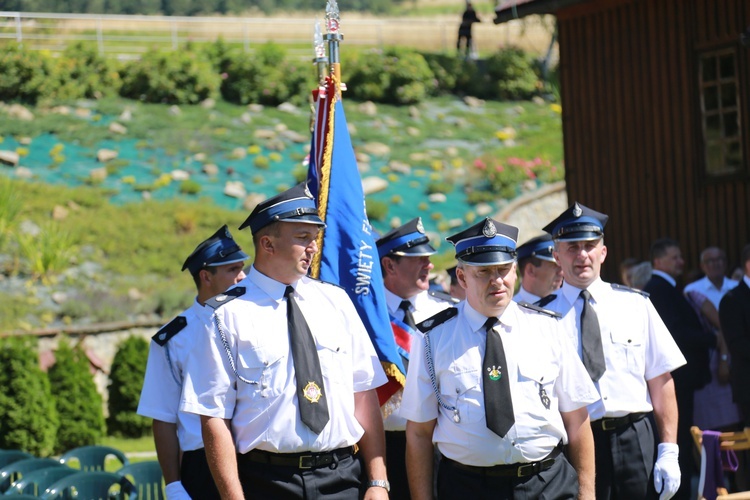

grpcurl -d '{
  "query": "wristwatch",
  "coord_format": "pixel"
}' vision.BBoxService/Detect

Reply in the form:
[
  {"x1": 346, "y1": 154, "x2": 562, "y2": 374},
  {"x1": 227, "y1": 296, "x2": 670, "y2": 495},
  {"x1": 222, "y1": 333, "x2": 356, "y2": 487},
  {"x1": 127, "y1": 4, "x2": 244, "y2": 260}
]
[{"x1": 368, "y1": 479, "x2": 391, "y2": 492}]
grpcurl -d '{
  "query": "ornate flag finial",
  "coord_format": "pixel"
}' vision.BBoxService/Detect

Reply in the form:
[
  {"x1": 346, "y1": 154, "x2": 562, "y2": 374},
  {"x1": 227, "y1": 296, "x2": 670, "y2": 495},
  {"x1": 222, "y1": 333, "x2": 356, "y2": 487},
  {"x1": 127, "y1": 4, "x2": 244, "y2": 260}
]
[
  {"x1": 325, "y1": 0, "x2": 340, "y2": 34},
  {"x1": 313, "y1": 19, "x2": 326, "y2": 59}
]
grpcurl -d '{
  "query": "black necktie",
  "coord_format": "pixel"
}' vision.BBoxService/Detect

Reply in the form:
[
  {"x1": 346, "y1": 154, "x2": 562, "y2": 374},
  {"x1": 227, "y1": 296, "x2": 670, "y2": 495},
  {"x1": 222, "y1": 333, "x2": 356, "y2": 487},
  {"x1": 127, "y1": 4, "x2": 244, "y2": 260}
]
[
  {"x1": 482, "y1": 317, "x2": 515, "y2": 437},
  {"x1": 580, "y1": 289, "x2": 606, "y2": 382},
  {"x1": 399, "y1": 300, "x2": 417, "y2": 330},
  {"x1": 285, "y1": 285, "x2": 329, "y2": 434}
]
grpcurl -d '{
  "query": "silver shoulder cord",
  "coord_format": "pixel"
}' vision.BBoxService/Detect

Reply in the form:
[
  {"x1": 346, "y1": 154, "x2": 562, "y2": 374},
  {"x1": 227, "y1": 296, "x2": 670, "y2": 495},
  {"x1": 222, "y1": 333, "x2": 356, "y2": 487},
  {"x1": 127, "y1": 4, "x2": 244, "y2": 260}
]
[
  {"x1": 213, "y1": 311, "x2": 259, "y2": 386},
  {"x1": 164, "y1": 346, "x2": 182, "y2": 386},
  {"x1": 424, "y1": 330, "x2": 461, "y2": 423}
]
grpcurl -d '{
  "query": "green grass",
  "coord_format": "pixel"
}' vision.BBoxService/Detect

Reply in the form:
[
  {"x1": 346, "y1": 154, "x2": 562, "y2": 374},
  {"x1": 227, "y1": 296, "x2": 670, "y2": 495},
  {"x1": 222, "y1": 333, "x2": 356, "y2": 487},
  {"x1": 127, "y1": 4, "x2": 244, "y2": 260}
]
[{"x1": 99, "y1": 435, "x2": 156, "y2": 454}]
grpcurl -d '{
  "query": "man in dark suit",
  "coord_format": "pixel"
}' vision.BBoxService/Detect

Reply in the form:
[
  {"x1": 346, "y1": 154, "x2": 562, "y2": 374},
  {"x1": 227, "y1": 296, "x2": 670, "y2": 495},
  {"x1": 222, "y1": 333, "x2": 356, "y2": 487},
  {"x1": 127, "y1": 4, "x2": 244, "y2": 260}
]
[
  {"x1": 644, "y1": 238, "x2": 716, "y2": 500},
  {"x1": 719, "y1": 243, "x2": 750, "y2": 425}
]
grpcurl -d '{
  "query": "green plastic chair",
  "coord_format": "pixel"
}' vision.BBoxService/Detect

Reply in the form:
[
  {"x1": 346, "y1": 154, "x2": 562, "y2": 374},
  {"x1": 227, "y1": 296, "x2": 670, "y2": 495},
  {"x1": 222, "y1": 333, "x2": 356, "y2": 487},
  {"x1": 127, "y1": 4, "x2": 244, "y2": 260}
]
[
  {"x1": 58, "y1": 446, "x2": 129, "y2": 472},
  {"x1": 4, "y1": 467, "x2": 78, "y2": 497},
  {"x1": 0, "y1": 452, "x2": 34, "y2": 470},
  {"x1": 117, "y1": 461, "x2": 165, "y2": 500},
  {"x1": 0, "y1": 457, "x2": 63, "y2": 493},
  {"x1": 40, "y1": 471, "x2": 136, "y2": 500}
]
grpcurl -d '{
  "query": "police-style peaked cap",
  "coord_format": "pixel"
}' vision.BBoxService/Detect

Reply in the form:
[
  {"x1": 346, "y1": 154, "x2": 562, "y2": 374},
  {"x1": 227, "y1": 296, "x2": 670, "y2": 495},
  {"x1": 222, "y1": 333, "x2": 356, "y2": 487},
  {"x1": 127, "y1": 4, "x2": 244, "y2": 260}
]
[
  {"x1": 446, "y1": 218, "x2": 519, "y2": 266},
  {"x1": 516, "y1": 234, "x2": 555, "y2": 262},
  {"x1": 543, "y1": 202, "x2": 608, "y2": 241},
  {"x1": 238, "y1": 182, "x2": 325, "y2": 234},
  {"x1": 182, "y1": 225, "x2": 249, "y2": 276},
  {"x1": 376, "y1": 217, "x2": 436, "y2": 258}
]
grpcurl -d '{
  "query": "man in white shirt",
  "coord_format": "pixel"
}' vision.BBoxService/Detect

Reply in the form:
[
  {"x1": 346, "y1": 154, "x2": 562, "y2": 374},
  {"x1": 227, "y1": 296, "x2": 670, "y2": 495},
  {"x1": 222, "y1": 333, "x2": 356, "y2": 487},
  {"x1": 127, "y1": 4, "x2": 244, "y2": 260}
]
[
  {"x1": 138, "y1": 225, "x2": 248, "y2": 499},
  {"x1": 513, "y1": 233, "x2": 563, "y2": 305}
]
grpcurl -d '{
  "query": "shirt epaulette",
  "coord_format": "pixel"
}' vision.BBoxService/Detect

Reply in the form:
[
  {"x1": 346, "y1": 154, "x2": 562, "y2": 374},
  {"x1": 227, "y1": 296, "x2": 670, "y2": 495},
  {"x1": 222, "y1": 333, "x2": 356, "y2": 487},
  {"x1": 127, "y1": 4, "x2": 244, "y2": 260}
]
[
  {"x1": 313, "y1": 278, "x2": 347, "y2": 291},
  {"x1": 517, "y1": 301, "x2": 562, "y2": 319},
  {"x1": 429, "y1": 290, "x2": 460, "y2": 304},
  {"x1": 611, "y1": 283, "x2": 650, "y2": 298},
  {"x1": 153, "y1": 316, "x2": 187, "y2": 346},
  {"x1": 205, "y1": 286, "x2": 246, "y2": 310},
  {"x1": 536, "y1": 293, "x2": 557, "y2": 307},
  {"x1": 417, "y1": 307, "x2": 459, "y2": 332}
]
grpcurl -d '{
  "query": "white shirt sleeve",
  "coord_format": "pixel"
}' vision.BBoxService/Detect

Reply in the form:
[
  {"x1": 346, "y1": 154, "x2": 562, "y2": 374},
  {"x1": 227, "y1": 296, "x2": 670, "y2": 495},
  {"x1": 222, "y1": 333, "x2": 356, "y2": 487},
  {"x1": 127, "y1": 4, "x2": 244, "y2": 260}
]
[{"x1": 137, "y1": 340, "x2": 181, "y2": 423}]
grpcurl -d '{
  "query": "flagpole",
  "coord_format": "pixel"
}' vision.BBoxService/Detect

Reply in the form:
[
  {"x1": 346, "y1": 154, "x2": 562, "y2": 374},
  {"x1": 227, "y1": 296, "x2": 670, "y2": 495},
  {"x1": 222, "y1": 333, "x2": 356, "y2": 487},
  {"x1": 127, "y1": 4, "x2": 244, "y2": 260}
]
[
  {"x1": 312, "y1": 19, "x2": 328, "y2": 88},
  {"x1": 324, "y1": 0, "x2": 343, "y2": 88}
]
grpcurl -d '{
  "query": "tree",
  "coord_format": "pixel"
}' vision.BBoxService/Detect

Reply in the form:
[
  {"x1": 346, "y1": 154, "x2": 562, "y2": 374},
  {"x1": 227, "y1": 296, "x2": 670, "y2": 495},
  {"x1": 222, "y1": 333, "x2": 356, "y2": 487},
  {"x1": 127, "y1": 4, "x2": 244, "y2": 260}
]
[
  {"x1": 48, "y1": 338, "x2": 106, "y2": 453},
  {"x1": 107, "y1": 335, "x2": 150, "y2": 437},
  {"x1": 0, "y1": 336, "x2": 59, "y2": 456}
]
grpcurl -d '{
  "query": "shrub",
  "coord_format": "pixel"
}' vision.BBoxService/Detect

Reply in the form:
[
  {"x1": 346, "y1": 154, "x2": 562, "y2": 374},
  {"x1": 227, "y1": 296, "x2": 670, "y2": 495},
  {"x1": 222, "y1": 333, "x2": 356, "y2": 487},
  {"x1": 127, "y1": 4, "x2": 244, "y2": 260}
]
[
  {"x1": 0, "y1": 336, "x2": 59, "y2": 456},
  {"x1": 179, "y1": 179, "x2": 201, "y2": 195},
  {"x1": 365, "y1": 198, "x2": 389, "y2": 221},
  {"x1": 0, "y1": 176, "x2": 21, "y2": 252},
  {"x1": 347, "y1": 48, "x2": 435, "y2": 105},
  {"x1": 420, "y1": 52, "x2": 485, "y2": 97},
  {"x1": 220, "y1": 42, "x2": 312, "y2": 106},
  {"x1": 48, "y1": 338, "x2": 105, "y2": 453},
  {"x1": 120, "y1": 48, "x2": 220, "y2": 104},
  {"x1": 485, "y1": 47, "x2": 539, "y2": 100},
  {"x1": 0, "y1": 43, "x2": 56, "y2": 103},
  {"x1": 107, "y1": 335, "x2": 150, "y2": 438},
  {"x1": 16, "y1": 223, "x2": 78, "y2": 283},
  {"x1": 54, "y1": 42, "x2": 122, "y2": 99}
]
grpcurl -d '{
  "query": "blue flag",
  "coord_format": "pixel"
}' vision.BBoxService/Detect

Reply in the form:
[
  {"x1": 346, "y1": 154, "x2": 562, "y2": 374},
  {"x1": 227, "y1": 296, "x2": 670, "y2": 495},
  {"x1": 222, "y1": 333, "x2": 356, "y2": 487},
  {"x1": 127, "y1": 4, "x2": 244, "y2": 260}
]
[{"x1": 308, "y1": 78, "x2": 405, "y2": 403}]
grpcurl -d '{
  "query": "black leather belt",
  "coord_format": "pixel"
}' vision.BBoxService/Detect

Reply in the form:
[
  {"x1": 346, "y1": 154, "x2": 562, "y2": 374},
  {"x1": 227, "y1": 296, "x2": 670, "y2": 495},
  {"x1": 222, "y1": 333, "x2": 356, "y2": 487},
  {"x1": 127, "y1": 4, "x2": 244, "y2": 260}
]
[
  {"x1": 592, "y1": 412, "x2": 647, "y2": 432},
  {"x1": 442, "y1": 444, "x2": 562, "y2": 478},
  {"x1": 240, "y1": 446, "x2": 355, "y2": 470}
]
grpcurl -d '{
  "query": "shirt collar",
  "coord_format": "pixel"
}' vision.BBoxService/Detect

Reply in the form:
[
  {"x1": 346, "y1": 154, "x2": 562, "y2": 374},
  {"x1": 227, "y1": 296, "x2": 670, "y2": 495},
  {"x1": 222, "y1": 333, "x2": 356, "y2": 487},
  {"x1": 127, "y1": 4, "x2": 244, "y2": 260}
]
[
  {"x1": 560, "y1": 277, "x2": 606, "y2": 304},
  {"x1": 463, "y1": 300, "x2": 519, "y2": 333},
  {"x1": 384, "y1": 287, "x2": 413, "y2": 314},
  {"x1": 652, "y1": 270, "x2": 676, "y2": 287},
  {"x1": 744, "y1": 275, "x2": 750, "y2": 288},
  {"x1": 247, "y1": 265, "x2": 295, "y2": 302}
]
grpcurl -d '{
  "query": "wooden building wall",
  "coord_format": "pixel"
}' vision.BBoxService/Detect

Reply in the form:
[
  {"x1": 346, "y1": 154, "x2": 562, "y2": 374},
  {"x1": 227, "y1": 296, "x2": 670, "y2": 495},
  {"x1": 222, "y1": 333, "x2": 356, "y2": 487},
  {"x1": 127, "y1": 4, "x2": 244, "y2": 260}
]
[{"x1": 556, "y1": 0, "x2": 750, "y2": 281}]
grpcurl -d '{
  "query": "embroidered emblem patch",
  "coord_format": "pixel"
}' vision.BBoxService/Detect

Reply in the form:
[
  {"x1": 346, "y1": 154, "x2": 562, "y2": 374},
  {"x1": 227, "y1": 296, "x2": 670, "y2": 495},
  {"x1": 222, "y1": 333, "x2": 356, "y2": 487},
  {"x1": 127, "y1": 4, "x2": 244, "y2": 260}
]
[
  {"x1": 573, "y1": 202, "x2": 583, "y2": 217},
  {"x1": 487, "y1": 365, "x2": 502, "y2": 381},
  {"x1": 416, "y1": 217, "x2": 426, "y2": 234},
  {"x1": 303, "y1": 382, "x2": 323, "y2": 403}
]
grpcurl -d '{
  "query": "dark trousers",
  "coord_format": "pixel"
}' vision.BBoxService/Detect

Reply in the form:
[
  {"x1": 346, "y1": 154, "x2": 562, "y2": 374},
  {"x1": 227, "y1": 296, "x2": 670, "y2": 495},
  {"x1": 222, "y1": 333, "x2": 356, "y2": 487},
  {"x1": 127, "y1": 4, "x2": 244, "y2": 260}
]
[
  {"x1": 236, "y1": 451, "x2": 362, "y2": 500},
  {"x1": 673, "y1": 384, "x2": 696, "y2": 500},
  {"x1": 592, "y1": 414, "x2": 658, "y2": 500},
  {"x1": 385, "y1": 431, "x2": 410, "y2": 500},
  {"x1": 181, "y1": 448, "x2": 220, "y2": 499},
  {"x1": 437, "y1": 454, "x2": 578, "y2": 500}
]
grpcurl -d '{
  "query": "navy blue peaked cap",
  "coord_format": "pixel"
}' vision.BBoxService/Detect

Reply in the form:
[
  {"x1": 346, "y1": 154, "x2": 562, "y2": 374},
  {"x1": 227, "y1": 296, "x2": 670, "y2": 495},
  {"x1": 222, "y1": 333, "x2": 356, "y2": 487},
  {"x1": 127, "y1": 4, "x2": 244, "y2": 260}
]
[
  {"x1": 376, "y1": 217, "x2": 436, "y2": 258},
  {"x1": 182, "y1": 225, "x2": 249, "y2": 276},
  {"x1": 543, "y1": 202, "x2": 608, "y2": 241},
  {"x1": 446, "y1": 218, "x2": 519, "y2": 266},
  {"x1": 516, "y1": 234, "x2": 556, "y2": 262},
  {"x1": 239, "y1": 182, "x2": 325, "y2": 234}
]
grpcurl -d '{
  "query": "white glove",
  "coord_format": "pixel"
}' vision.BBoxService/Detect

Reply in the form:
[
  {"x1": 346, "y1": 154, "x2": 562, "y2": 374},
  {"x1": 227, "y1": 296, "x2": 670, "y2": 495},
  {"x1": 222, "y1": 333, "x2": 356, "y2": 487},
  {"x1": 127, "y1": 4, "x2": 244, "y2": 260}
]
[
  {"x1": 653, "y1": 442, "x2": 680, "y2": 500},
  {"x1": 165, "y1": 481, "x2": 192, "y2": 500}
]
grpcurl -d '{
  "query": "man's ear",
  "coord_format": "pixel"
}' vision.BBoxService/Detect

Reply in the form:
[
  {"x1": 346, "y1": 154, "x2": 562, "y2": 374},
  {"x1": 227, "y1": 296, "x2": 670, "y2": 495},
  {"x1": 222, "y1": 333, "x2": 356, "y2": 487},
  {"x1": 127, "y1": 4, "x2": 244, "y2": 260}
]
[
  {"x1": 381, "y1": 257, "x2": 394, "y2": 275},
  {"x1": 456, "y1": 267, "x2": 468, "y2": 289},
  {"x1": 259, "y1": 235, "x2": 275, "y2": 255}
]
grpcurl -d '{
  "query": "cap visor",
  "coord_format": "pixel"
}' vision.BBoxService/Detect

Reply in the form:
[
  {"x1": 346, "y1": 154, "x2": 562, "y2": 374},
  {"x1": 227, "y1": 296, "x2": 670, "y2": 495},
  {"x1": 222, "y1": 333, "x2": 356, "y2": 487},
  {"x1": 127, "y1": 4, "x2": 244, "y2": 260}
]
[
  {"x1": 554, "y1": 232, "x2": 602, "y2": 242},
  {"x1": 458, "y1": 251, "x2": 516, "y2": 266},
  {"x1": 392, "y1": 242, "x2": 437, "y2": 257},
  {"x1": 205, "y1": 250, "x2": 250, "y2": 267}
]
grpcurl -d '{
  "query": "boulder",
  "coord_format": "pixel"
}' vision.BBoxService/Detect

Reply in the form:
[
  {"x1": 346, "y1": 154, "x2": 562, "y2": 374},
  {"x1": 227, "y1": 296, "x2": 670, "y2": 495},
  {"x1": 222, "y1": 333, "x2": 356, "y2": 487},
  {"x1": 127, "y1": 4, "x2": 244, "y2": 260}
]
[
  {"x1": 248, "y1": 104, "x2": 264, "y2": 113},
  {"x1": 277, "y1": 102, "x2": 299, "y2": 114},
  {"x1": 408, "y1": 105, "x2": 421, "y2": 119},
  {"x1": 254, "y1": 129, "x2": 276, "y2": 140},
  {"x1": 51, "y1": 106, "x2": 71, "y2": 115},
  {"x1": 362, "y1": 142, "x2": 390, "y2": 157},
  {"x1": 428, "y1": 193, "x2": 447, "y2": 203},
  {"x1": 280, "y1": 130, "x2": 307, "y2": 143},
  {"x1": 347, "y1": 123, "x2": 357, "y2": 136},
  {"x1": 0, "y1": 150, "x2": 20, "y2": 166},
  {"x1": 240, "y1": 112, "x2": 252, "y2": 124},
  {"x1": 168, "y1": 105, "x2": 181, "y2": 116},
  {"x1": 18, "y1": 136, "x2": 32, "y2": 145},
  {"x1": 200, "y1": 98, "x2": 216, "y2": 109},
  {"x1": 96, "y1": 149, "x2": 118, "y2": 162},
  {"x1": 52, "y1": 205, "x2": 69, "y2": 220},
  {"x1": 243, "y1": 193, "x2": 266, "y2": 212},
  {"x1": 15, "y1": 166, "x2": 32, "y2": 179},
  {"x1": 224, "y1": 181, "x2": 246, "y2": 198},
  {"x1": 74, "y1": 107, "x2": 92, "y2": 118},
  {"x1": 7, "y1": 104, "x2": 34, "y2": 121},
  {"x1": 406, "y1": 127, "x2": 420, "y2": 137},
  {"x1": 475, "y1": 203, "x2": 493, "y2": 216},
  {"x1": 90, "y1": 167, "x2": 108, "y2": 182},
  {"x1": 171, "y1": 169, "x2": 190, "y2": 181},
  {"x1": 362, "y1": 176, "x2": 388, "y2": 195},
  {"x1": 388, "y1": 160, "x2": 411, "y2": 175},
  {"x1": 119, "y1": 108, "x2": 133, "y2": 121},
  {"x1": 202, "y1": 163, "x2": 219, "y2": 176},
  {"x1": 358, "y1": 101, "x2": 378, "y2": 116},
  {"x1": 463, "y1": 96, "x2": 485, "y2": 108},
  {"x1": 109, "y1": 122, "x2": 127, "y2": 134},
  {"x1": 230, "y1": 147, "x2": 247, "y2": 159}
]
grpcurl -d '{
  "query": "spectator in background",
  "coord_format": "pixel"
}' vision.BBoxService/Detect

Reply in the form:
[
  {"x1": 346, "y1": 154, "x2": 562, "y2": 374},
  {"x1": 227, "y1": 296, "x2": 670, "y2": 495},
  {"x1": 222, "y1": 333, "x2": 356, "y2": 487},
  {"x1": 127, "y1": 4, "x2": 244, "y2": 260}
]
[
  {"x1": 446, "y1": 265, "x2": 466, "y2": 301},
  {"x1": 719, "y1": 244, "x2": 750, "y2": 491},
  {"x1": 619, "y1": 257, "x2": 639, "y2": 287},
  {"x1": 457, "y1": 1, "x2": 480, "y2": 58},
  {"x1": 644, "y1": 238, "x2": 716, "y2": 500}
]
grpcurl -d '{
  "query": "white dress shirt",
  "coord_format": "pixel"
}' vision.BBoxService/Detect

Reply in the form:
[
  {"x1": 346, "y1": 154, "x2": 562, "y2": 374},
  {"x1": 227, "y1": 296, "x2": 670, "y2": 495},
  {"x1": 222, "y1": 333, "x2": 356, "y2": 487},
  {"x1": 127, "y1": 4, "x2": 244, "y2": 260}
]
[
  {"x1": 138, "y1": 299, "x2": 212, "y2": 452},
  {"x1": 401, "y1": 300, "x2": 599, "y2": 466},
  {"x1": 180, "y1": 266, "x2": 387, "y2": 454},
  {"x1": 545, "y1": 279, "x2": 687, "y2": 421},
  {"x1": 512, "y1": 286, "x2": 542, "y2": 305},
  {"x1": 684, "y1": 276, "x2": 739, "y2": 308}
]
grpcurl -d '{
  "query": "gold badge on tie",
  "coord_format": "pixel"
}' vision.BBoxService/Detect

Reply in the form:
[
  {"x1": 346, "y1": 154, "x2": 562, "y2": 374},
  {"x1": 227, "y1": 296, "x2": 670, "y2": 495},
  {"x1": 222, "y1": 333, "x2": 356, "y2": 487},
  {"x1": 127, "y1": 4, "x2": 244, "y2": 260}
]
[
  {"x1": 487, "y1": 365, "x2": 502, "y2": 381},
  {"x1": 303, "y1": 382, "x2": 323, "y2": 403}
]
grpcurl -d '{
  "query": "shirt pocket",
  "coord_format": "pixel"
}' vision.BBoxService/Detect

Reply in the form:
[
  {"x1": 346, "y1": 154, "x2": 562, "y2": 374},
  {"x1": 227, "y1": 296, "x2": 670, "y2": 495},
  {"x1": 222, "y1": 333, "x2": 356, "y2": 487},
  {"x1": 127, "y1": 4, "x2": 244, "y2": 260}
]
[
  {"x1": 316, "y1": 333, "x2": 351, "y2": 386},
  {"x1": 517, "y1": 359, "x2": 558, "y2": 413},
  {"x1": 237, "y1": 345, "x2": 285, "y2": 398},
  {"x1": 440, "y1": 368, "x2": 483, "y2": 424},
  {"x1": 609, "y1": 329, "x2": 645, "y2": 375}
]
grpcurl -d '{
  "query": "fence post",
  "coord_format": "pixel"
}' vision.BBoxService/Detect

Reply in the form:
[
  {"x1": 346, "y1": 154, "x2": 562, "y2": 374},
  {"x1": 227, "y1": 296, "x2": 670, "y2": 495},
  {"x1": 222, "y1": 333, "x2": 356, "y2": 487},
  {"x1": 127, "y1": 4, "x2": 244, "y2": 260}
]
[
  {"x1": 14, "y1": 11, "x2": 22, "y2": 44},
  {"x1": 172, "y1": 19, "x2": 178, "y2": 50},
  {"x1": 243, "y1": 19, "x2": 249, "y2": 53},
  {"x1": 97, "y1": 17, "x2": 104, "y2": 55}
]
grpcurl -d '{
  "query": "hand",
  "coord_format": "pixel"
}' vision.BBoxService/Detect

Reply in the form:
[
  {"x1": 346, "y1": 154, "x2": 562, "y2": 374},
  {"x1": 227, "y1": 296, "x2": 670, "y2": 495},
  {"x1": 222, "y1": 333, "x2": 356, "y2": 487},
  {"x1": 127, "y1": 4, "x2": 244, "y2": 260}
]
[
  {"x1": 653, "y1": 443, "x2": 680, "y2": 500},
  {"x1": 363, "y1": 485, "x2": 390, "y2": 500},
  {"x1": 165, "y1": 481, "x2": 192, "y2": 500}
]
